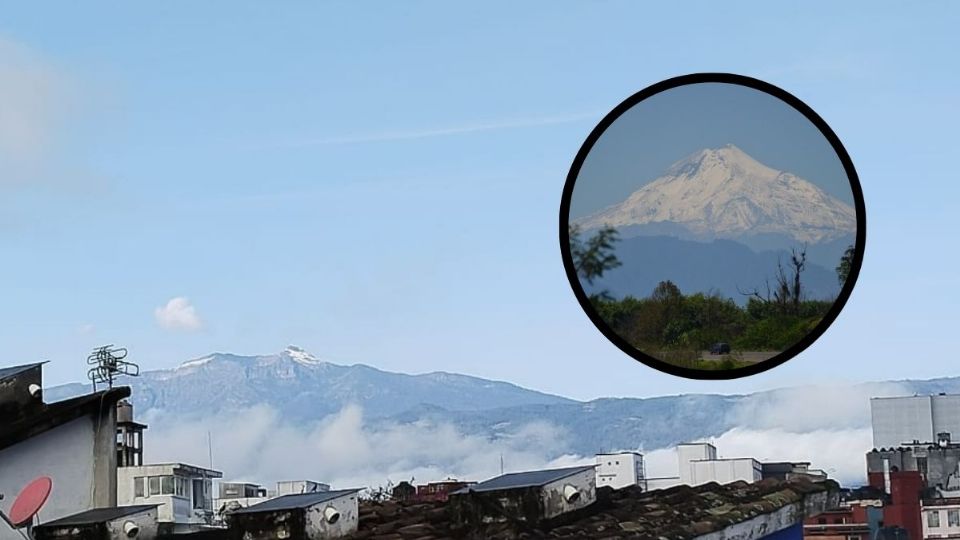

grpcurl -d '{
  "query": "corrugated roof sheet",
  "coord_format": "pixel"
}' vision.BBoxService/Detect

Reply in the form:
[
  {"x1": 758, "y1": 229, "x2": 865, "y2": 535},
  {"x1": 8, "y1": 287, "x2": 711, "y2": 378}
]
[
  {"x1": 38, "y1": 505, "x2": 158, "y2": 527},
  {"x1": 232, "y1": 489, "x2": 360, "y2": 514},
  {"x1": 0, "y1": 363, "x2": 43, "y2": 382},
  {"x1": 454, "y1": 465, "x2": 594, "y2": 494}
]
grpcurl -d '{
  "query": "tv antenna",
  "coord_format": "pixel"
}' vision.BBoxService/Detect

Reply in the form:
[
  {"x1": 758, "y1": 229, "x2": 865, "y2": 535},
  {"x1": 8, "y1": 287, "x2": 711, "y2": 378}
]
[
  {"x1": 87, "y1": 345, "x2": 139, "y2": 391},
  {"x1": 0, "y1": 476, "x2": 53, "y2": 539}
]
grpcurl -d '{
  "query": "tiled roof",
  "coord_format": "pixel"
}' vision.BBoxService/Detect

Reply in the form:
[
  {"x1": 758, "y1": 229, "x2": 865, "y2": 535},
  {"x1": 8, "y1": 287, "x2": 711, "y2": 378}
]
[{"x1": 346, "y1": 477, "x2": 839, "y2": 540}]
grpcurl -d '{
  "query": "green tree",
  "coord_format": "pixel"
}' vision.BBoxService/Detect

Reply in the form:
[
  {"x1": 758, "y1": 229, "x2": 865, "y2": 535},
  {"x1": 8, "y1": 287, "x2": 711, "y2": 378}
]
[
  {"x1": 568, "y1": 224, "x2": 621, "y2": 286},
  {"x1": 836, "y1": 245, "x2": 854, "y2": 285}
]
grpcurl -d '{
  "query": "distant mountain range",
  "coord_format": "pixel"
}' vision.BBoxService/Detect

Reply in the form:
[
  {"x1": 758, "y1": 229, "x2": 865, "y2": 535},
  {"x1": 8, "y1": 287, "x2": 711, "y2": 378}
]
[
  {"x1": 45, "y1": 347, "x2": 960, "y2": 457},
  {"x1": 572, "y1": 146, "x2": 857, "y2": 301}
]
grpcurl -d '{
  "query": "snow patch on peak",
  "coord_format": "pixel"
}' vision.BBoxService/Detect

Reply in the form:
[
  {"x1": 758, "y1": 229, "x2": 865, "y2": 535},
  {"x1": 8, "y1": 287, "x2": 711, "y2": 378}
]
[
  {"x1": 283, "y1": 345, "x2": 324, "y2": 366},
  {"x1": 179, "y1": 355, "x2": 214, "y2": 369}
]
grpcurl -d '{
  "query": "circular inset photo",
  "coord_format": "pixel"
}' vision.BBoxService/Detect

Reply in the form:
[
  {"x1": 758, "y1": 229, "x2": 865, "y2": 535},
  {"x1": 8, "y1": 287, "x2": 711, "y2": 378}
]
[{"x1": 560, "y1": 74, "x2": 865, "y2": 379}]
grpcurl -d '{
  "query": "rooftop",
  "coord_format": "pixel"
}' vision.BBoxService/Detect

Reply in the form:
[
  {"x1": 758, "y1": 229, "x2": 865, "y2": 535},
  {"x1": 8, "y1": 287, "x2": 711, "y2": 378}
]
[
  {"x1": 231, "y1": 488, "x2": 361, "y2": 514},
  {"x1": 453, "y1": 466, "x2": 594, "y2": 494},
  {"x1": 347, "y1": 477, "x2": 839, "y2": 540},
  {"x1": 0, "y1": 362, "x2": 43, "y2": 381},
  {"x1": 0, "y1": 386, "x2": 130, "y2": 451}
]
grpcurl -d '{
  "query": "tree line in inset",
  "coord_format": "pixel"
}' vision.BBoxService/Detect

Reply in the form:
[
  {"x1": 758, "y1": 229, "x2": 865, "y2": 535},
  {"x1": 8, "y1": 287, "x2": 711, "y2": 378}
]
[{"x1": 569, "y1": 225, "x2": 854, "y2": 368}]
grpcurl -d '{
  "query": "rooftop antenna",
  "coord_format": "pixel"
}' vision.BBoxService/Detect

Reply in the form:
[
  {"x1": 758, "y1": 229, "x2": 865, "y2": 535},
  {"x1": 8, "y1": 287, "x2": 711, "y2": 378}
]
[{"x1": 87, "y1": 345, "x2": 139, "y2": 391}]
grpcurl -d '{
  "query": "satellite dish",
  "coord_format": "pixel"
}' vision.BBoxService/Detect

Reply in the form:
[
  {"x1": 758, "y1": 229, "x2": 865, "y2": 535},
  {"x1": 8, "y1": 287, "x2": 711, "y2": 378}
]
[{"x1": 9, "y1": 476, "x2": 52, "y2": 527}]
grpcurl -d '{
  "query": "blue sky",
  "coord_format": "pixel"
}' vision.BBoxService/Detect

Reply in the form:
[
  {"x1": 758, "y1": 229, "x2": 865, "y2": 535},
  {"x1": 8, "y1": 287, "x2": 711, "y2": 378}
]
[
  {"x1": 1, "y1": 2, "x2": 958, "y2": 400},
  {"x1": 570, "y1": 82, "x2": 854, "y2": 219}
]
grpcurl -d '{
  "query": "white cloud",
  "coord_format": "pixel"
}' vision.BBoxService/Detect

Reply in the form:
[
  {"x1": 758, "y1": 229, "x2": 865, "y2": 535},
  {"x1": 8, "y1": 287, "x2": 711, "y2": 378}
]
[
  {"x1": 77, "y1": 323, "x2": 96, "y2": 335},
  {"x1": 154, "y1": 297, "x2": 204, "y2": 332},
  {"x1": 141, "y1": 405, "x2": 586, "y2": 489},
  {"x1": 0, "y1": 37, "x2": 68, "y2": 188},
  {"x1": 276, "y1": 111, "x2": 602, "y2": 147}
]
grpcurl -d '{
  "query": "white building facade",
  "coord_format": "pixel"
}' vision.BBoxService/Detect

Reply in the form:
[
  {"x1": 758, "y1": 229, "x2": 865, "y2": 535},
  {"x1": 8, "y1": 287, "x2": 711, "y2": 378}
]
[
  {"x1": 872, "y1": 394, "x2": 960, "y2": 449},
  {"x1": 117, "y1": 463, "x2": 222, "y2": 533},
  {"x1": 0, "y1": 364, "x2": 126, "y2": 540},
  {"x1": 922, "y1": 499, "x2": 960, "y2": 539},
  {"x1": 595, "y1": 452, "x2": 646, "y2": 490}
]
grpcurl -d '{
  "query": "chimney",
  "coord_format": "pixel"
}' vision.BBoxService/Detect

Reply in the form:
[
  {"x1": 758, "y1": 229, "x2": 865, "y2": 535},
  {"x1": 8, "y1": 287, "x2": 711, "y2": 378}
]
[{"x1": 883, "y1": 458, "x2": 891, "y2": 494}]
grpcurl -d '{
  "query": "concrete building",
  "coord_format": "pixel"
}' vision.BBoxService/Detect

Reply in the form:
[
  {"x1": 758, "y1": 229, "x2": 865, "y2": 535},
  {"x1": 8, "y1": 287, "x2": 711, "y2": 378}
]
[
  {"x1": 643, "y1": 442, "x2": 763, "y2": 490},
  {"x1": 922, "y1": 497, "x2": 960, "y2": 539},
  {"x1": 0, "y1": 363, "x2": 128, "y2": 540},
  {"x1": 761, "y1": 461, "x2": 829, "y2": 482},
  {"x1": 866, "y1": 436, "x2": 960, "y2": 491},
  {"x1": 871, "y1": 394, "x2": 960, "y2": 449},
  {"x1": 595, "y1": 452, "x2": 645, "y2": 490},
  {"x1": 227, "y1": 489, "x2": 361, "y2": 540},
  {"x1": 214, "y1": 482, "x2": 270, "y2": 515},
  {"x1": 276, "y1": 480, "x2": 330, "y2": 496},
  {"x1": 678, "y1": 442, "x2": 762, "y2": 486},
  {"x1": 449, "y1": 465, "x2": 596, "y2": 527},
  {"x1": 414, "y1": 479, "x2": 475, "y2": 502},
  {"x1": 34, "y1": 505, "x2": 159, "y2": 540},
  {"x1": 116, "y1": 400, "x2": 146, "y2": 468},
  {"x1": 116, "y1": 462, "x2": 223, "y2": 534}
]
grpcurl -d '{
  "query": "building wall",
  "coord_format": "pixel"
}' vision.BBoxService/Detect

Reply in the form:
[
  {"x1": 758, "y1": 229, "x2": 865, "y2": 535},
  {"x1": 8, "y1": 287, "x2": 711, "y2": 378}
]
[
  {"x1": 105, "y1": 508, "x2": 160, "y2": 540},
  {"x1": 595, "y1": 453, "x2": 643, "y2": 490},
  {"x1": 304, "y1": 493, "x2": 359, "y2": 539},
  {"x1": 922, "y1": 502, "x2": 960, "y2": 540},
  {"x1": 540, "y1": 468, "x2": 596, "y2": 521},
  {"x1": 868, "y1": 446, "x2": 960, "y2": 490},
  {"x1": 688, "y1": 458, "x2": 762, "y2": 486},
  {"x1": 117, "y1": 465, "x2": 213, "y2": 525},
  {"x1": 678, "y1": 443, "x2": 717, "y2": 485},
  {"x1": 870, "y1": 396, "x2": 960, "y2": 449},
  {"x1": 646, "y1": 477, "x2": 681, "y2": 491},
  {"x1": 0, "y1": 417, "x2": 99, "y2": 540}
]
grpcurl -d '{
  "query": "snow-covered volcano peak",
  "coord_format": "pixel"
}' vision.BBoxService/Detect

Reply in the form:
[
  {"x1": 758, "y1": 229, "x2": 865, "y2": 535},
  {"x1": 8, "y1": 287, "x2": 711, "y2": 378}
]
[
  {"x1": 282, "y1": 345, "x2": 324, "y2": 366},
  {"x1": 575, "y1": 146, "x2": 856, "y2": 244}
]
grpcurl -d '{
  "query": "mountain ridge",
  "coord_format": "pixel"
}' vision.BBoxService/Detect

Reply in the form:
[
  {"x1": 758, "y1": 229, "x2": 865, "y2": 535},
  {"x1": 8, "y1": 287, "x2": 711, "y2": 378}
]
[{"x1": 43, "y1": 346, "x2": 960, "y2": 457}]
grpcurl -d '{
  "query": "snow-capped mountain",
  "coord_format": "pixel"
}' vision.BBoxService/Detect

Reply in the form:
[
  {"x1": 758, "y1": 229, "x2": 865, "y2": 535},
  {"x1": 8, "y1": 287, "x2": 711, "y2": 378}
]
[
  {"x1": 45, "y1": 346, "x2": 574, "y2": 419},
  {"x1": 41, "y1": 346, "x2": 960, "y2": 461},
  {"x1": 575, "y1": 145, "x2": 856, "y2": 245}
]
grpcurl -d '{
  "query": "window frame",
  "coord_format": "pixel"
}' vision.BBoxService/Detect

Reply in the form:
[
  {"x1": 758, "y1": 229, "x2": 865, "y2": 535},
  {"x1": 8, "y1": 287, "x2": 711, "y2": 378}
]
[
  {"x1": 148, "y1": 476, "x2": 161, "y2": 496},
  {"x1": 929, "y1": 509, "x2": 942, "y2": 528}
]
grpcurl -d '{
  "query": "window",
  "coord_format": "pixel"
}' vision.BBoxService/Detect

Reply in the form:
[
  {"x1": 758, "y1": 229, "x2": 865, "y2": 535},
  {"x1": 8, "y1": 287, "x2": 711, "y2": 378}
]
[
  {"x1": 161, "y1": 476, "x2": 174, "y2": 495},
  {"x1": 929, "y1": 510, "x2": 941, "y2": 528},
  {"x1": 949, "y1": 509, "x2": 960, "y2": 527},
  {"x1": 175, "y1": 477, "x2": 186, "y2": 498},
  {"x1": 134, "y1": 477, "x2": 144, "y2": 498},
  {"x1": 148, "y1": 476, "x2": 161, "y2": 496}
]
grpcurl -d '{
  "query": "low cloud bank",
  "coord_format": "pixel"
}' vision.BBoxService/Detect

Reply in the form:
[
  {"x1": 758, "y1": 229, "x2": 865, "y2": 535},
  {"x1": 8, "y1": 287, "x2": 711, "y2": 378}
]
[
  {"x1": 143, "y1": 405, "x2": 586, "y2": 490},
  {"x1": 143, "y1": 381, "x2": 903, "y2": 490}
]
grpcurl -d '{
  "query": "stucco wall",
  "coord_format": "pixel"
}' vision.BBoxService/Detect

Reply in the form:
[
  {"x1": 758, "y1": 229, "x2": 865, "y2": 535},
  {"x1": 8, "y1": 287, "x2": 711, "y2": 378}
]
[
  {"x1": 106, "y1": 507, "x2": 160, "y2": 540},
  {"x1": 304, "y1": 493, "x2": 359, "y2": 539},
  {"x1": 0, "y1": 417, "x2": 97, "y2": 540},
  {"x1": 541, "y1": 468, "x2": 596, "y2": 521},
  {"x1": 596, "y1": 453, "x2": 643, "y2": 490}
]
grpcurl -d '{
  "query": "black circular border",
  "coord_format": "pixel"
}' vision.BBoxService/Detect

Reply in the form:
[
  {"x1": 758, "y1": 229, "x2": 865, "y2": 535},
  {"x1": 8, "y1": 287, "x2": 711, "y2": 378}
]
[{"x1": 559, "y1": 73, "x2": 867, "y2": 380}]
